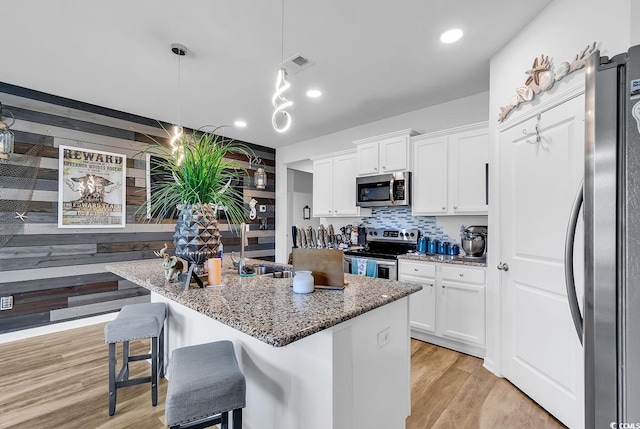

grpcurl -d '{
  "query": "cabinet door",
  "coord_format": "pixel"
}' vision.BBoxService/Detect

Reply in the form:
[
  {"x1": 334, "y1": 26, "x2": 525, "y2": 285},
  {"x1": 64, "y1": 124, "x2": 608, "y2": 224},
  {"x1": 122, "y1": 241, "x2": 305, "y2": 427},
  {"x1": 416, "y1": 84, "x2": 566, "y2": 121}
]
[
  {"x1": 356, "y1": 142, "x2": 379, "y2": 175},
  {"x1": 379, "y1": 136, "x2": 408, "y2": 172},
  {"x1": 411, "y1": 137, "x2": 448, "y2": 215},
  {"x1": 332, "y1": 153, "x2": 359, "y2": 216},
  {"x1": 438, "y1": 280, "x2": 485, "y2": 345},
  {"x1": 450, "y1": 128, "x2": 489, "y2": 214},
  {"x1": 406, "y1": 277, "x2": 436, "y2": 334},
  {"x1": 312, "y1": 158, "x2": 334, "y2": 216}
]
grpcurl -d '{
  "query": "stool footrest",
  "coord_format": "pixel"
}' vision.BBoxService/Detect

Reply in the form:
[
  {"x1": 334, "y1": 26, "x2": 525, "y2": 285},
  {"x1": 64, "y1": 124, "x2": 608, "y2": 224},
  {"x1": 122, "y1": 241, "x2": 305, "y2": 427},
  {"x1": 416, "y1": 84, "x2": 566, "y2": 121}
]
[
  {"x1": 117, "y1": 376, "x2": 152, "y2": 388},
  {"x1": 168, "y1": 413, "x2": 224, "y2": 429},
  {"x1": 128, "y1": 353, "x2": 152, "y2": 362}
]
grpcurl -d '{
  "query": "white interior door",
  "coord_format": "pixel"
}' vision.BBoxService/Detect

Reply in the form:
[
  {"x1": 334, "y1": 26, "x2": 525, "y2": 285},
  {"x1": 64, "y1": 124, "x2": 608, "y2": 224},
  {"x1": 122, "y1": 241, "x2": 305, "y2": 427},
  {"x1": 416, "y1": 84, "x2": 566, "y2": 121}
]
[{"x1": 500, "y1": 94, "x2": 585, "y2": 429}]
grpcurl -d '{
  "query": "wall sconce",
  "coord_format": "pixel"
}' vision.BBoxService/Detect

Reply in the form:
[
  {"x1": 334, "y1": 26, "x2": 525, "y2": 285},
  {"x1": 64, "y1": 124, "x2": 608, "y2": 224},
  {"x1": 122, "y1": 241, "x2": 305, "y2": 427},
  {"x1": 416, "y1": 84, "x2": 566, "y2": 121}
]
[
  {"x1": 0, "y1": 102, "x2": 15, "y2": 160},
  {"x1": 249, "y1": 156, "x2": 267, "y2": 190},
  {"x1": 303, "y1": 205, "x2": 311, "y2": 220}
]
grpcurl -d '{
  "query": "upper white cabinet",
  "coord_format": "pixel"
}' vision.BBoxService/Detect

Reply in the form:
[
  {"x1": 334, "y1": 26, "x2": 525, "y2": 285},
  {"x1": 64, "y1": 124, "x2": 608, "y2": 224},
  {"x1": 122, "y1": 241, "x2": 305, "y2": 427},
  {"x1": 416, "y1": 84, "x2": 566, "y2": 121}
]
[
  {"x1": 412, "y1": 122, "x2": 489, "y2": 216},
  {"x1": 312, "y1": 151, "x2": 371, "y2": 217},
  {"x1": 353, "y1": 129, "x2": 418, "y2": 176}
]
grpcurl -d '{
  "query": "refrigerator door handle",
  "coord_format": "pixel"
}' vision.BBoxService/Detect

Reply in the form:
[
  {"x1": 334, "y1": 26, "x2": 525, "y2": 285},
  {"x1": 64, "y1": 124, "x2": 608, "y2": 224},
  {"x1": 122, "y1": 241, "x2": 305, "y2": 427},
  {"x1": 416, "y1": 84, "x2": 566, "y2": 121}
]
[{"x1": 565, "y1": 179, "x2": 584, "y2": 345}]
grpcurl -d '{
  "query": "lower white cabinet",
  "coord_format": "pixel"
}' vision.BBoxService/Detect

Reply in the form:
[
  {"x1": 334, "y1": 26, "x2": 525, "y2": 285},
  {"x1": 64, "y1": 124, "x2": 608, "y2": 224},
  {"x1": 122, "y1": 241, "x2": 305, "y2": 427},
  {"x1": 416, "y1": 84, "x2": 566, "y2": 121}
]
[{"x1": 399, "y1": 259, "x2": 486, "y2": 357}]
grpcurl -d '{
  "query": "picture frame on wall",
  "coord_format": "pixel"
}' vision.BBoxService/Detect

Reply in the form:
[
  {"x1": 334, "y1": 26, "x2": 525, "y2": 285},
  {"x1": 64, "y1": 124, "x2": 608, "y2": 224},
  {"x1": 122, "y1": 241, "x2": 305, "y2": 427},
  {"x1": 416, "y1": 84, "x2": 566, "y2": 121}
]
[{"x1": 58, "y1": 145, "x2": 127, "y2": 228}]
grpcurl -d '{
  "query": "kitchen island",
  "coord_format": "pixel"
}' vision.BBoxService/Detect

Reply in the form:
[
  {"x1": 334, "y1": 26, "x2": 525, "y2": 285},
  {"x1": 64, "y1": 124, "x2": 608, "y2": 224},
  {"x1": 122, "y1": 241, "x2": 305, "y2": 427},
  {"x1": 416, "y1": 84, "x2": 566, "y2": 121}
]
[{"x1": 105, "y1": 258, "x2": 421, "y2": 429}]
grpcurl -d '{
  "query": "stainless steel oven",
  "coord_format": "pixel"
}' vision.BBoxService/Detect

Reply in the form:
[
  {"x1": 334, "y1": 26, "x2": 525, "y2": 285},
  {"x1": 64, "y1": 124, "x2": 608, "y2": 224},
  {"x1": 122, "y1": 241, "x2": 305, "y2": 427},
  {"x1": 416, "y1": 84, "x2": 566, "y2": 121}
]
[
  {"x1": 343, "y1": 255, "x2": 398, "y2": 280},
  {"x1": 343, "y1": 228, "x2": 419, "y2": 281}
]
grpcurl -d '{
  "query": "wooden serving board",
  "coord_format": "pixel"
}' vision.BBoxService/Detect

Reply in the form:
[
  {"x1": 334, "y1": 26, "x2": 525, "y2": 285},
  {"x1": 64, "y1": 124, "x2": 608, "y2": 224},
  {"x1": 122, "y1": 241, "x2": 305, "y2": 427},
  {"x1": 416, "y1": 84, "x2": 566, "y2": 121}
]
[{"x1": 292, "y1": 248, "x2": 345, "y2": 288}]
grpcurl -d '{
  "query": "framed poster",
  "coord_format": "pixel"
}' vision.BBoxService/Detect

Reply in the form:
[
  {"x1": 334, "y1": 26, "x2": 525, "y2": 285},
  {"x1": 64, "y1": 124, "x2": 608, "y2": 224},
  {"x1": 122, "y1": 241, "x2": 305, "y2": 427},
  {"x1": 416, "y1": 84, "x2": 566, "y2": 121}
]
[{"x1": 58, "y1": 145, "x2": 127, "y2": 228}]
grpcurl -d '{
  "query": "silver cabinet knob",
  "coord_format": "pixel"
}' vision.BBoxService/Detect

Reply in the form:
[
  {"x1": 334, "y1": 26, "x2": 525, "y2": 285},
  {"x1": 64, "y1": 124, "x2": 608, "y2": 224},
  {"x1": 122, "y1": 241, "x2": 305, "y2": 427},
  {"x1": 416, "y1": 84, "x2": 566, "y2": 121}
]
[
  {"x1": 441, "y1": 284, "x2": 445, "y2": 288},
  {"x1": 459, "y1": 273, "x2": 464, "y2": 277},
  {"x1": 454, "y1": 206, "x2": 458, "y2": 209},
  {"x1": 374, "y1": 167, "x2": 378, "y2": 171},
  {"x1": 382, "y1": 166, "x2": 386, "y2": 170},
  {"x1": 497, "y1": 262, "x2": 510, "y2": 272},
  {"x1": 442, "y1": 207, "x2": 446, "y2": 210},
  {"x1": 414, "y1": 268, "x2": 419, "y2": 271}
]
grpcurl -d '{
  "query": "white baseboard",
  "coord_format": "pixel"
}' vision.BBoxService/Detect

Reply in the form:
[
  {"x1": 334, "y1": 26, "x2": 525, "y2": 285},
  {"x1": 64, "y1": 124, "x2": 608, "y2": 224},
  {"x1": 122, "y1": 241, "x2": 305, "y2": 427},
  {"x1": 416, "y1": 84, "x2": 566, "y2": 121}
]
[
  {"x1": 411, "y1": 329, "x2": 486, "y2": 358},
  {"x1": 0, "y1": 312, "x2": 119, "y2": 344}
]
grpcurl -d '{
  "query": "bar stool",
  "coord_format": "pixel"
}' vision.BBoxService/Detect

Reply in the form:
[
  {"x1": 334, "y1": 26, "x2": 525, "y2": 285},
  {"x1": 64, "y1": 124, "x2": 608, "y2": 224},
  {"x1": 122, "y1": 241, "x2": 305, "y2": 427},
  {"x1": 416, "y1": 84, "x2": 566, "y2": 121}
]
[
  {"x1": 165, "y1": 341, "x2": 246, "y2": 429},
  {"x1": 104, "y1": 302, "x2": 166, "y2": 416}
]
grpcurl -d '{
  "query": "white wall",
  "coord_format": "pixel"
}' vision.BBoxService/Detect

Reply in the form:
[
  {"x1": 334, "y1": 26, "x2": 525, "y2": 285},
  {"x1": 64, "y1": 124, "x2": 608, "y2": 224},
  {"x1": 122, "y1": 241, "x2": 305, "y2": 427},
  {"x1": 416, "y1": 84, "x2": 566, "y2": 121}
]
[
  {"x1": 275, "y1": 91, "x2": 490, "y2": 262},
  {"x1": 486, "y1": 0, "x2": 633, "y2": 375}
]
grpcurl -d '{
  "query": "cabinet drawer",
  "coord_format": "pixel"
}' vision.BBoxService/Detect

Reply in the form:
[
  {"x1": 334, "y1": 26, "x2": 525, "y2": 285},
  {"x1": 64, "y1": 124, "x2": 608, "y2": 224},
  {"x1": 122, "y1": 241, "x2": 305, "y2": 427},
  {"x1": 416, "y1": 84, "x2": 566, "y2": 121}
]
[
  {"x1": 399, "y1": 261, "x2": 436, "y2": 278},
  {"x1": 440, "y1": 265, "x2": 485, "y2": 284}
]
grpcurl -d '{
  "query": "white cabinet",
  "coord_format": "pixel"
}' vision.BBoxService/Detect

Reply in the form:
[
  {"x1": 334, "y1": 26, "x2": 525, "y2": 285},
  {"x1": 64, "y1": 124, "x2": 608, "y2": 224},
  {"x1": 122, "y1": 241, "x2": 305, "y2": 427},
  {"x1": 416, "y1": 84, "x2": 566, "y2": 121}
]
[
  {"x1": 312, "y1": 151, "x2": 371, "y2": 217},
  {"x1": 412, "y1": 123, "x2": 489, "y2": 216},
  {"x1": 399, "y1": 260, "x2": 436, "y2": 334},
  {"x1": 399, "y1": 259, "x2": 486, "y2": 357},
  {"x1": 354, "y1": 129, "x2": 417, "y2": 176},
  {"x1": 439, "y1": 265, "x2": 485, "y2": 346}
]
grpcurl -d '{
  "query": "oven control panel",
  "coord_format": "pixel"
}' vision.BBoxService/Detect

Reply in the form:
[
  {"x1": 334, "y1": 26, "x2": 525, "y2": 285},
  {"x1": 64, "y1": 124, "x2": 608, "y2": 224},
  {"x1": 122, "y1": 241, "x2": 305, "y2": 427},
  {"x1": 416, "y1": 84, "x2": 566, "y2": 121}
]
[{"x1": 367, "y1": 228, "x2": 419, "y2": 244}]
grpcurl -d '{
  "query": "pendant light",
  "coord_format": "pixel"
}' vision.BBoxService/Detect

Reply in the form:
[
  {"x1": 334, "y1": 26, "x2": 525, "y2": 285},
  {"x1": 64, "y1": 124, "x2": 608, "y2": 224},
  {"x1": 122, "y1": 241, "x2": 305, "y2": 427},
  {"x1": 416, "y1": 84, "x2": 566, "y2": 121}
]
[
  {"x1": 0, "y1": 103, "x2": 15, "y2": 160},
  {"x1": 272, "y1": 0, "x2": 292, "y2": 133},
  {"x1": 170, "y1": 43, "x2": 187, "y2": 164}
]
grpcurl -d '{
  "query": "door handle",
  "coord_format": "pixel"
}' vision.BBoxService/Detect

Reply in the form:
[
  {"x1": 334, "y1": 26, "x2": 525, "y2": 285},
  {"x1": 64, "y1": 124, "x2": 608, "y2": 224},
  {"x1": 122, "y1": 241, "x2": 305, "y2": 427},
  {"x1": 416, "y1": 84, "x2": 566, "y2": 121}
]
[
  {"x1": 497, "y1": 262, "x2": 509, "y2": 272},
  {"x1": 564, "y1": 180, "x2": 584, "y2": 344}
]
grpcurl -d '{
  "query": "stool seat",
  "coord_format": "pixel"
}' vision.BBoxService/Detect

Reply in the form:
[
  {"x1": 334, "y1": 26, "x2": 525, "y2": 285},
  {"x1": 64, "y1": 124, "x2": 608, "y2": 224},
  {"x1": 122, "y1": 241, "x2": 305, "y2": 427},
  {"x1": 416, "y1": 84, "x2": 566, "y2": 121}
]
[
  {"x1": 166, "y1": 341, "x2": 246, "y2": 428},
  {"x1": 105, "y1": 302, "x2": 166, "y2": 416},
  {"x1": 105, "y1": 302, "x2": 166, "y2": 343}
]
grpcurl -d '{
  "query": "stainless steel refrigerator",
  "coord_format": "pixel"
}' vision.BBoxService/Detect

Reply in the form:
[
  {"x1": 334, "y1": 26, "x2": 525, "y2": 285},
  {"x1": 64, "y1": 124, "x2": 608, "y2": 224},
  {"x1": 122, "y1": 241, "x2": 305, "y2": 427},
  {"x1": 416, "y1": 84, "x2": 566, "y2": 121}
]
[{"x1": 565, "y1": 45, "x2": 640, "y2": 428}]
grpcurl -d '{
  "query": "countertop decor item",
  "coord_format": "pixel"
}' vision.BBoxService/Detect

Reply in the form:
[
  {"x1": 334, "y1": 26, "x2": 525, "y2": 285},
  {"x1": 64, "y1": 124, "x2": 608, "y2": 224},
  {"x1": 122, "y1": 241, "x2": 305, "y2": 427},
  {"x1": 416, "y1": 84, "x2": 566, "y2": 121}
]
[
  {"x1": 136, "y1": 125, "x2": 253, "y2": 283},
  {"x1": 292, "y1": 270, "x2": 314, "y2": 294}
]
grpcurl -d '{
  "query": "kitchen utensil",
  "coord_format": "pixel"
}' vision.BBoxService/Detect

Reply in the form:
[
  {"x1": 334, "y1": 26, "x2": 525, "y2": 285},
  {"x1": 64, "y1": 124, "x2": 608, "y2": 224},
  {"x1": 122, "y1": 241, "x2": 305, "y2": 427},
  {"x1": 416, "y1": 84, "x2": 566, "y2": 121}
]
[
  {"x1": 292, "y1": 226, "x2": 298, "y2": 248},
  {"x1": 461, "y1": 236, "x2": 486, "y2": 256},
  {"x1": 318, "y1": 225, "x2": 326, "y2": 248},
  {"x1": 296, "y1": 227, "x2": 303, "y2": 248},
  {"x1": 300, "y1": 228, "x2": 308, "y2": 248},
  {"x1": 292, "y1": 248, "x2": 345, "y2": 288},
  {"x1": 460, "y1": 225, "x2": 487, "y2": 257}
]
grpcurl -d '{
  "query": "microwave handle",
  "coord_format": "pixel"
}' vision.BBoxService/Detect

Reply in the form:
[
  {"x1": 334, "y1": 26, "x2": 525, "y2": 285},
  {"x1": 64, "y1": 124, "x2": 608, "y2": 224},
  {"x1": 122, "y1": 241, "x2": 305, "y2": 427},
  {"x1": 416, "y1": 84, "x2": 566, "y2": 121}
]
[{"x1": 389, "y1": 175, "x2": 395, "y2": 205}]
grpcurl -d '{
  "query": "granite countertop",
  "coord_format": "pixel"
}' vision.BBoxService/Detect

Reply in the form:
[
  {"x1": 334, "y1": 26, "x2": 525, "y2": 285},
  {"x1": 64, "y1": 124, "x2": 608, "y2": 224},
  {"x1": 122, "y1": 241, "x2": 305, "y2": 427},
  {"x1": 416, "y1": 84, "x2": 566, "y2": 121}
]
[
  {"x1": 105, "y1": 258, "x2": 422, "y2": 348},
  {"x1": 397, "y1": 253, "x2": 487, "y2": 267}
]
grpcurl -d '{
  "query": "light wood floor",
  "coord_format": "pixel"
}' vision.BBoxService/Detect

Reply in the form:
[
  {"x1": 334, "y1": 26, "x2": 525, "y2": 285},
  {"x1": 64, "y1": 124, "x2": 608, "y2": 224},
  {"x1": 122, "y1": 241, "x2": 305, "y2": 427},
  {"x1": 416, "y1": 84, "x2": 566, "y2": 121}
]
[{"x1": 0, "y1": 323, "x2": 565, "y2": 428}]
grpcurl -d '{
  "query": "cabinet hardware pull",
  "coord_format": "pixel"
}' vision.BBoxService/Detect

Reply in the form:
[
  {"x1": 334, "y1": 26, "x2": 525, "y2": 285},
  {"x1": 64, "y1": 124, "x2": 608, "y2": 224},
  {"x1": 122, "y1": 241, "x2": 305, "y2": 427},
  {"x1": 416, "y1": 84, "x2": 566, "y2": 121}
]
[
  {"x1": 441, "y1": 285, "x2": 445, "y2": 288},
  {"x1": 454, "y1": 206, "x2": 458, "y2": 209},
  {"x1": 414, "y1": 268, "x2": 419, "y2": 271},
  {"x1": 442, "y1": 207, "x2": 446, "y2": 210},
  {"x1": 459, "y1": 273, "x2": 463, "y2": 277},
  {"x1": 497, "y1": 262, "x2": 510, "y2": 271},
  {"x1": 374, "y1": 167, "x2": 378, "y2": 171}
]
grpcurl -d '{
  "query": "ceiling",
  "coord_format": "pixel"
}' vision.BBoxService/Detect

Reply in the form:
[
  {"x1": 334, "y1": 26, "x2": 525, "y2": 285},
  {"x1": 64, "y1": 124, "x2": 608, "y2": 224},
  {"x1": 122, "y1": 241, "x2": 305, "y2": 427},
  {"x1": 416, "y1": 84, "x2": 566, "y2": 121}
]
[{"x1": 1, "y1": 0, "x2": 553, "y2": 149}]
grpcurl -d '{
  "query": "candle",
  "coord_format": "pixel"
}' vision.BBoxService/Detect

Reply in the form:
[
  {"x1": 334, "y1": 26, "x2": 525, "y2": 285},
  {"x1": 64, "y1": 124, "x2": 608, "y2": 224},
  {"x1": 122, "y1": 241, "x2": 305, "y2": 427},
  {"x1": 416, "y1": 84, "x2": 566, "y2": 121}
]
[{"x1": 207, "y1": 258, "x2": 222, "y2": 286}]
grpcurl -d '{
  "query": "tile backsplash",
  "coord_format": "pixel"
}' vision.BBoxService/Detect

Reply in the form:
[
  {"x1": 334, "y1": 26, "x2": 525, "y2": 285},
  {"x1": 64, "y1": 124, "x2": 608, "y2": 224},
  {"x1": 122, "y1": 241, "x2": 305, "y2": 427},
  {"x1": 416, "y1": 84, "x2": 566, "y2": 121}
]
[{"x1": 361, "y1": 207, "x2": 458, "y2": 244}]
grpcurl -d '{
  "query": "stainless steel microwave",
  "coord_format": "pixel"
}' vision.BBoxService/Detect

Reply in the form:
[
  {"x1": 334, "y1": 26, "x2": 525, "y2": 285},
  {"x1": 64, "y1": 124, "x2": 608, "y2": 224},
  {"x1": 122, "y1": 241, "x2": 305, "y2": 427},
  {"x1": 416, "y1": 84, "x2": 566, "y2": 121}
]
[{"x1": 356, "y1": 172, "x2": 411, "y2": 207}]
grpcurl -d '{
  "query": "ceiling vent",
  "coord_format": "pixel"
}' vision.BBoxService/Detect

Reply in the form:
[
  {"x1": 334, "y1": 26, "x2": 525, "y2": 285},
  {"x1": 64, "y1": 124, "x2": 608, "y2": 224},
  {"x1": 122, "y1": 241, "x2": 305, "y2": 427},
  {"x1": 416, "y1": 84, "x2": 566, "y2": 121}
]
[{"x1": 282, "y1": 53, "x2": 315, "y2": 74}]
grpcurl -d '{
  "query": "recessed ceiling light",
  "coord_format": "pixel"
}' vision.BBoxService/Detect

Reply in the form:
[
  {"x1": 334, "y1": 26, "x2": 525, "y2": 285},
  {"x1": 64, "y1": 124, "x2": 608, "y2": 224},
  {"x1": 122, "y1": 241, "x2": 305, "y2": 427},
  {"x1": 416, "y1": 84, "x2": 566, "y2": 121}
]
[
  {"x1": 440, "y1": 28, "x2": 463, "y2": 44},
  {"x1": 306, "y1": 89, "x2": 322, "y2": 98},
  {"x1": 234, "y1": 120, "x2": 247, "y2": 128}
]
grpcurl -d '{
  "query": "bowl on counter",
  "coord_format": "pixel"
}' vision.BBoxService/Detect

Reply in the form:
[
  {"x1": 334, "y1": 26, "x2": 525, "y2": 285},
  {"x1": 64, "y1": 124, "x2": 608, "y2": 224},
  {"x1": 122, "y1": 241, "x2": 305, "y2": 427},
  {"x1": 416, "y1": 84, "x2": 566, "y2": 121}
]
[{"x1": 461, "y1": 236, "x2": 486, "y2": 257}]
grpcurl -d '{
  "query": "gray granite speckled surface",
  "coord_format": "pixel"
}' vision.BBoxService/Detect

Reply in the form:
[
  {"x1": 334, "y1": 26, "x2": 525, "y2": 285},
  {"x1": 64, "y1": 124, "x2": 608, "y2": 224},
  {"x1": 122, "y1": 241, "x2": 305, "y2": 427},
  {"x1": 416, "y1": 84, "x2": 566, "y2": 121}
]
[
  {"x1": 105, "y1": 258, "x2": 422, "y2": 348},
  {"x1": 397, "y1": 253, "x2": 487, "y2": 267}
]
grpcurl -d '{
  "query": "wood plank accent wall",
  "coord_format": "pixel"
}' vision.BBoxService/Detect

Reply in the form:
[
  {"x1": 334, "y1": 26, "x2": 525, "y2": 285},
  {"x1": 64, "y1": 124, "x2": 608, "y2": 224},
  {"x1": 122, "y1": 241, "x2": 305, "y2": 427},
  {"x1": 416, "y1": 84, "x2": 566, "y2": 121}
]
[{"x1": 0, "y1": 83, "x2": 276, "y2": 334}]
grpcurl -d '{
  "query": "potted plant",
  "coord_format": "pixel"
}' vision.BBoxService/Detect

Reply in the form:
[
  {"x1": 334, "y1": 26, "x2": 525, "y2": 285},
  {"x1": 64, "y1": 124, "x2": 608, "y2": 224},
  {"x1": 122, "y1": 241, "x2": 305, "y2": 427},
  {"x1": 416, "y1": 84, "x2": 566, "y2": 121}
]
[{"x1": 138, "y1": 126, "x2": 252, "y2": 276}]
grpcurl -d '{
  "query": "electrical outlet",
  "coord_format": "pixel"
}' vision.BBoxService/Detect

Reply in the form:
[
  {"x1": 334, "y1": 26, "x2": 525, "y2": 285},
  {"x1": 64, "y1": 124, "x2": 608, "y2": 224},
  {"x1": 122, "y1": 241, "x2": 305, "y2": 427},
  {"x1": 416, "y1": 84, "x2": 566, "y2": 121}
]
[
  {"x1": 259, "y1": 205, "x2": 267, "y2": 212},
  {"x1": 1, "y1": 296, "x2": 13, "y2": 310},
  {"x1": 377, "y1": 327, "x2": 391, "y2": 348}
]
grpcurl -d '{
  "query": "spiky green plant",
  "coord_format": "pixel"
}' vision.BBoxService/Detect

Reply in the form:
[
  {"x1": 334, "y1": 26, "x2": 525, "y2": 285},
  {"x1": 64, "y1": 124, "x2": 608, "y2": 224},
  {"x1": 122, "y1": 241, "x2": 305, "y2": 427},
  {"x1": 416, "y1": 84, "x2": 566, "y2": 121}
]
[{"x1": 136, "y1": 126, "x2": 252, "y2": 225}]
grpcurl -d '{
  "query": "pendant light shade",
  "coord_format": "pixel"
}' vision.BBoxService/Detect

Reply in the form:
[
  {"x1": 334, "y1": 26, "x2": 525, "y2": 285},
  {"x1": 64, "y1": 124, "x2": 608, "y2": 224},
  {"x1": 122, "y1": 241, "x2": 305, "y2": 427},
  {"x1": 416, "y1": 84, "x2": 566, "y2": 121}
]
[{"x1": 0, "y1": 103, "x2": 15, "y2": 160}]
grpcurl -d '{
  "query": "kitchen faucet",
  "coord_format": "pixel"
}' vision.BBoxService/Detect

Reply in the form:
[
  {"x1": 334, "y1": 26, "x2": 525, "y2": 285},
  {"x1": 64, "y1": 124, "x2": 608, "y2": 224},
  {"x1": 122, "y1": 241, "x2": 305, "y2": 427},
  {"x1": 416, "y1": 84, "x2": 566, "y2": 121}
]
[{"x1": 238, "y1": 222, "x2": 247, "y2": 275}]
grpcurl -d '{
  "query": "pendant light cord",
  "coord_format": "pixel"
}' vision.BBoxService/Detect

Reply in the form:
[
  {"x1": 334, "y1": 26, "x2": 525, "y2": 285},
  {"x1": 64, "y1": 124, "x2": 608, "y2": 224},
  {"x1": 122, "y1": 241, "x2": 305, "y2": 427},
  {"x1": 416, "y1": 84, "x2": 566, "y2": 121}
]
[
  {"x1": 177, "y1": 51, "x2": 181, "y2": 127},
  {"x1": 281, "y1": 0, "x2": 285, "y2": 65}
]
